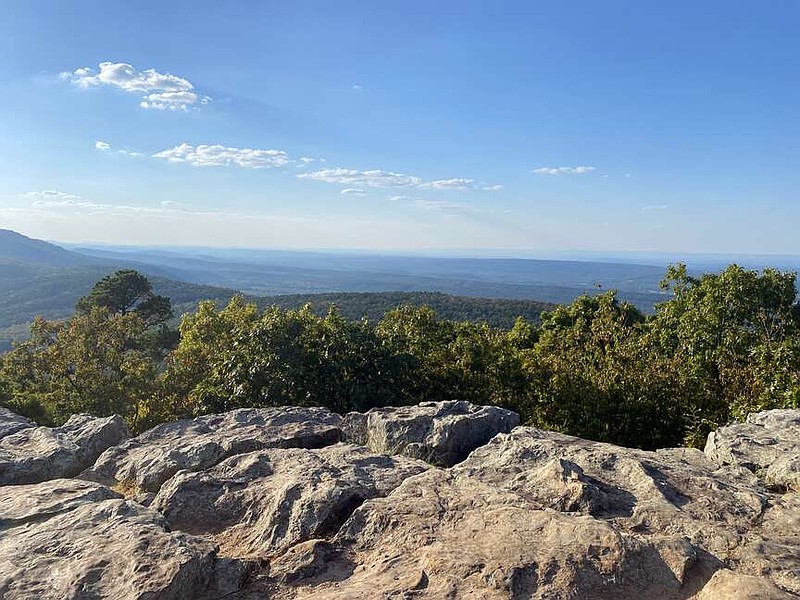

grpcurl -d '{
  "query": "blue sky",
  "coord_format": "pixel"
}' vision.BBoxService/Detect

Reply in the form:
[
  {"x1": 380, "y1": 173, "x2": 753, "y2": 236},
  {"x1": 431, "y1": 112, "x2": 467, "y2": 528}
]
[{"x1": 1, "y1": 1, "x2": 798, "y2": 253}]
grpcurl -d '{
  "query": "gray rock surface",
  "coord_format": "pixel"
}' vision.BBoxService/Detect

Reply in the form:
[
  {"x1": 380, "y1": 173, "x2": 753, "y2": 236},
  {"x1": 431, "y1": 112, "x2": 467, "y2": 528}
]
[
  {"x1": 1, "y1": 405, "x2": 798, "y2": 599},
  {"x1": 0, "y1": 480, "x2": 224, "y2": 600},
  {"x1": 0, "y1": 407, "x2": 33, "y2": 439},
  {"x1": 705, "y1": 409, "x2": 800, "y2": 492},
  {"x1": 342, "y1": 400, "x2": 520, "y2": 466},
  {"x1": 261, "y1": 423, "x2": 799, "y2": 599},
  {"x1": 82, "y1": 406, "x2": 342, "y2": 495},
  {"x1": 151, "y1": 443, "x2": 430, "y2": 558},
  {"x1": 0, "y1": 413, "x2": 129, "y2": 485},
  {"x1": 6, "y1": 502, "x2": 220, "y2": 600}
]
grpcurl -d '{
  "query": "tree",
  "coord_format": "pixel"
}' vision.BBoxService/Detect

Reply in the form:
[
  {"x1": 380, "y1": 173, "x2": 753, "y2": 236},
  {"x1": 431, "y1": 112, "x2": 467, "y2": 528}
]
[
  {"x1": 76, "y1": 269, "x2": 173, "y2": 327},
  {"x1": 651, "y1": 263, "x2": 800, "y2": 444},
  {"x1": 523, "y1": 291, "x2": 684, "y2": 449},
  {"x1": 0, "y1": 308, "x2": 158, "y2": 429}
]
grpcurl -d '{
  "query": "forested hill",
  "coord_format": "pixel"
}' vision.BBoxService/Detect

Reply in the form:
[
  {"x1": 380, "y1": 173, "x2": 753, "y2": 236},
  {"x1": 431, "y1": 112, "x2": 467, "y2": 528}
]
[
  {"x1": 0, "y1": 231, "x2": 555, "y2": 349},
  {"x1": 251, "y1": 291, "x2": 554, "y2": 328}
]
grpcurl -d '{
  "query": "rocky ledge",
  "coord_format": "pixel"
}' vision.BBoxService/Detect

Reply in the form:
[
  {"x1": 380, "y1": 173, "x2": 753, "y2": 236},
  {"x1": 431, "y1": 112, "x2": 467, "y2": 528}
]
[{"x1": 0, "y1": 401, "x2": 797, "y2": 599}]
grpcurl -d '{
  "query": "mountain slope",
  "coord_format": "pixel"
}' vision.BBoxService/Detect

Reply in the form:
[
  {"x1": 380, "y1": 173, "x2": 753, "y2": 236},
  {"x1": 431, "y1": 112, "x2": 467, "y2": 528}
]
[{"x1": 0, "y1": 229, "x2": 100, "y2": 267}]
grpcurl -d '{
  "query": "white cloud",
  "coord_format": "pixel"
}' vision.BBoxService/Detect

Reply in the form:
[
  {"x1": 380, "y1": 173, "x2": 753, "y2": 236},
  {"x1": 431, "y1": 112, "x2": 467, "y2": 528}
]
[
  {"x1": 352, "y1": 84, "x2": 363, "y2": 90},
  {"x1": 533, "y1": 166, "x2": 596, "y2": 175},
  {"x1": 340, "y1": 188, "x2": 366, "y2": 196},
  {"x1": 298, "y1": 168, "x2": 423, "y2": 188},
  {"x1": 414, "y1": 199, "x2": 470, "y2": 212},
  {"x1": 152, "y1": 143, "x2": 289, "y2": 168},
  {"x1": 61, "y1": 62, "x2": 209, "y2": 110},
  {"x1": 419, "y1": 178, "x2": 476, "y2": 191},
  {"x1": 482, "y1": 184, "x2": 504, "y2": 191},
  {"x1": 299, "y1": 168, "x2": 501, "y2": 192},
  {"x1": 25, "y1": 190, "x2": 83, "y2": 206},
  {"x1": 94, "y1": 141, "x2": 111, "y2": 151}
]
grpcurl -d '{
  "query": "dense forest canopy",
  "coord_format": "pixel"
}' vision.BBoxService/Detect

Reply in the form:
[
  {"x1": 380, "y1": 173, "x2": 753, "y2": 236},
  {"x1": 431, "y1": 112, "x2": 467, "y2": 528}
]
[{"x1": 1, "y1": 264, "x2": 798, "y2": 450}]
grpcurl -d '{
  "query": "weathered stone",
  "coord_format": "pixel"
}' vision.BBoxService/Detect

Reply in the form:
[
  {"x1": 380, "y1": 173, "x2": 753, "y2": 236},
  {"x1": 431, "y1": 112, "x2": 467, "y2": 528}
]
[
  {"x1": 341, "y1": 400, "x2": 520, "y2": 466},
  {"x1": 0, "y1": 496, "x2": 219, "y2": 600},
  {"x1": 82, "y1": 407, "x2": 342, "y2": 495},
  {"x1": 0, "y1": 478, "x2": 120, "y2": 529},
  {"x1": 705, "y1": 409, "x2": 800, "y2": 492},
  {"x1": 267, "y1": 425, "x2": 797, "y2": 598},
  {"x1": 0, "y1": 407, "x2": 33, "y2": 439},
  {"x1": 0, "y1": 413, "x2": 129, "y2": 485},
  {"x1": 2, "y1": 406, "x2": 796, "y2": 599},
  {"x1": 151, "y1": 443, "x2": 429, "y2": 558},
  {"x1": 692, "y1": 569, "x2": 794, "y2": 599},
  {"x1": 731, "y1": 492, "x2": 800, "y2": 595}
]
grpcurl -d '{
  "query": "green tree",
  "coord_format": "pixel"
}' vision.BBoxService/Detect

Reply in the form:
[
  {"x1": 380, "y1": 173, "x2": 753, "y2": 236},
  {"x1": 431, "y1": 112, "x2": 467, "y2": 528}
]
[
  {"x1": 651, "y1": 263, "x2": 800, "y2": 444},
  {"x1": 161, "y1": 300, "x2": 414, "y2": 417},
  {"x1": 523, "y1": 291, "x2": 684, "y2": 449},
  {"x1": 0, "y1": 308, "x2": 158, "y2": 429},
  {"x1": 76, "y1": 269, "x2": 176, "y2": 360}
]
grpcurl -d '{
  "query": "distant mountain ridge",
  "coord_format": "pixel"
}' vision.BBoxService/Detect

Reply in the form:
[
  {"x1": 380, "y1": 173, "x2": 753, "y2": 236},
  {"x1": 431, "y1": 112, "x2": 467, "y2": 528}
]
[
  {"x1": 0, "y1": 229, "x2": 100, "y2": 267},
  {"x1": 0, "y1": 230, "x2": 557, "y2": 351}
]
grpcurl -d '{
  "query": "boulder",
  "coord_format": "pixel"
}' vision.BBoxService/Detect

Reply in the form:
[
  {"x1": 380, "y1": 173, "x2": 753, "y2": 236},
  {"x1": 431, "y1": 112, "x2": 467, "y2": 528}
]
[
  {"x1": 0, "y1": 413, "x2": 130, "y2": 485},
  {"x1": 341, "y1": 400, "x2": 520, "y2": 466},
  {"x1": 151, "y1": 443, "x2": 430, "y2": 558},
  {"x1": 82, "y1": 406, "x2": 342, "y2": 496},
  {"x1": 0, "y1": 407, "x2": 33, "y2": 439},
  {"x1": 705, "y1": 409, "x2": 800, "y2": 492}
]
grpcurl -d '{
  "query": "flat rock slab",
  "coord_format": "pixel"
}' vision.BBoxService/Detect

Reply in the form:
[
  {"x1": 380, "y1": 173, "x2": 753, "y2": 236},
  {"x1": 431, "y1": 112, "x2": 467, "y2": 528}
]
[
  {"x1": 82, "y1": 406, "x2": 343, "y2": 495},
  {"x1": 342, "y1": 400, "x2": 520, "y2": 466},
  {"x1": 705, "y1": 409, "x2": 800, "y2": 492},
  {"x1": 152, "y1": 443, "x2": 430, "y2": 558},
  {"x1": 0, "y1": 407, "x2": 34, "y2": 439},
  {"x1": 0, "y1": 413, "x2": 130, "y2": 485}
]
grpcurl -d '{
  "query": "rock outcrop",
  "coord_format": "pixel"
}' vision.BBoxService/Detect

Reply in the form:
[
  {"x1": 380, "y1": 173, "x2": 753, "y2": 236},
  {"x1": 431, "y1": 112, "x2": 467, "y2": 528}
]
[
  {"x1": 0, "y1": 413, "x2": 129, "y2": 485},
  {"x1": 0, "y1": 407, "x2": 33, "y2": 439},
  {"x1": 0, "y1": 403, "x2": 798, "y2": 599},
  {"x1": 342, "y1": 399, "x2": 520, "y2": 466},
  {"x1": 705, "y1": 409, "x2": 800, "y2": 492},
  {"x1": 151, "y1": 443, "x2": 430, "y2": 558},
  {"x1": 82, "y1": 406, "x2": 342, "y2": 497}
]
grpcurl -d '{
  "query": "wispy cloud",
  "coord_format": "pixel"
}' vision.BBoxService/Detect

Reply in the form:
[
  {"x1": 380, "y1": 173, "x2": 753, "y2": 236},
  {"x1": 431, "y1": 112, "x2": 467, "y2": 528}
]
[
  {"x1": 93, "y1": 140, "x2": 141, "y2": 157},
  {"x1": 419, "y1": 178, "x2": 476, "y2": 191},
  {"x1": 60, "y1": 62, "x2": 209, "y2": 110},
  {"x1": 25, "y1": 190, "x2": 83, "y2": 206},
  {"x1": 152, "y1": 143, "x2": 289, "y2": 168},
  {"x1": 299, "y1": 168, "x2": 501, "y2": 191},
  {"x1": 414, "y1": 199, "x2": 470, "y2": 212},
  {"x1": 533, "y1": 166, "x2": 596, "y2": 175},
  {"x1": 298, "y1": 168, "x2": 423, "y2": 188},
  {"x1": 352, "y1": 84, "x2": 363, "y2": 90},
  {"x1": 482, "y1": 184, "x2": 504, "y2": 191},
  {"x1": 340, "y1": 188, "x2": 366, "y2": 196}
]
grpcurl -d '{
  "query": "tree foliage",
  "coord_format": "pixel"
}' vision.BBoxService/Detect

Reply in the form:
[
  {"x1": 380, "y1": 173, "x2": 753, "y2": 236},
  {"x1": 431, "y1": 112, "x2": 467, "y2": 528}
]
[{"x1": 2, "y1": 264, "x2": 799, "y2": 446}]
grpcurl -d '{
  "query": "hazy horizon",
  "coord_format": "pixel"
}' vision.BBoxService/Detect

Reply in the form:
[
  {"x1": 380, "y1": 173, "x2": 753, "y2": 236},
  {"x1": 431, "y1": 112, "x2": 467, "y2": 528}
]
[{"x1": 2, "y1": 2, "x2": 798, "y2": 253}]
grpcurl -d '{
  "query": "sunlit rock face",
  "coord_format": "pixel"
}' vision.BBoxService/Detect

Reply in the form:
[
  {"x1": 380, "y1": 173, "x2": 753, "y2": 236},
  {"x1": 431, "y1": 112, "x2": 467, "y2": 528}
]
[
  {"x1": 0, "y1": 404, "x2": 797, "y2": 599},
  {"x1": 0, "y1": 413, "x2": 129, "y2": 485}
]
